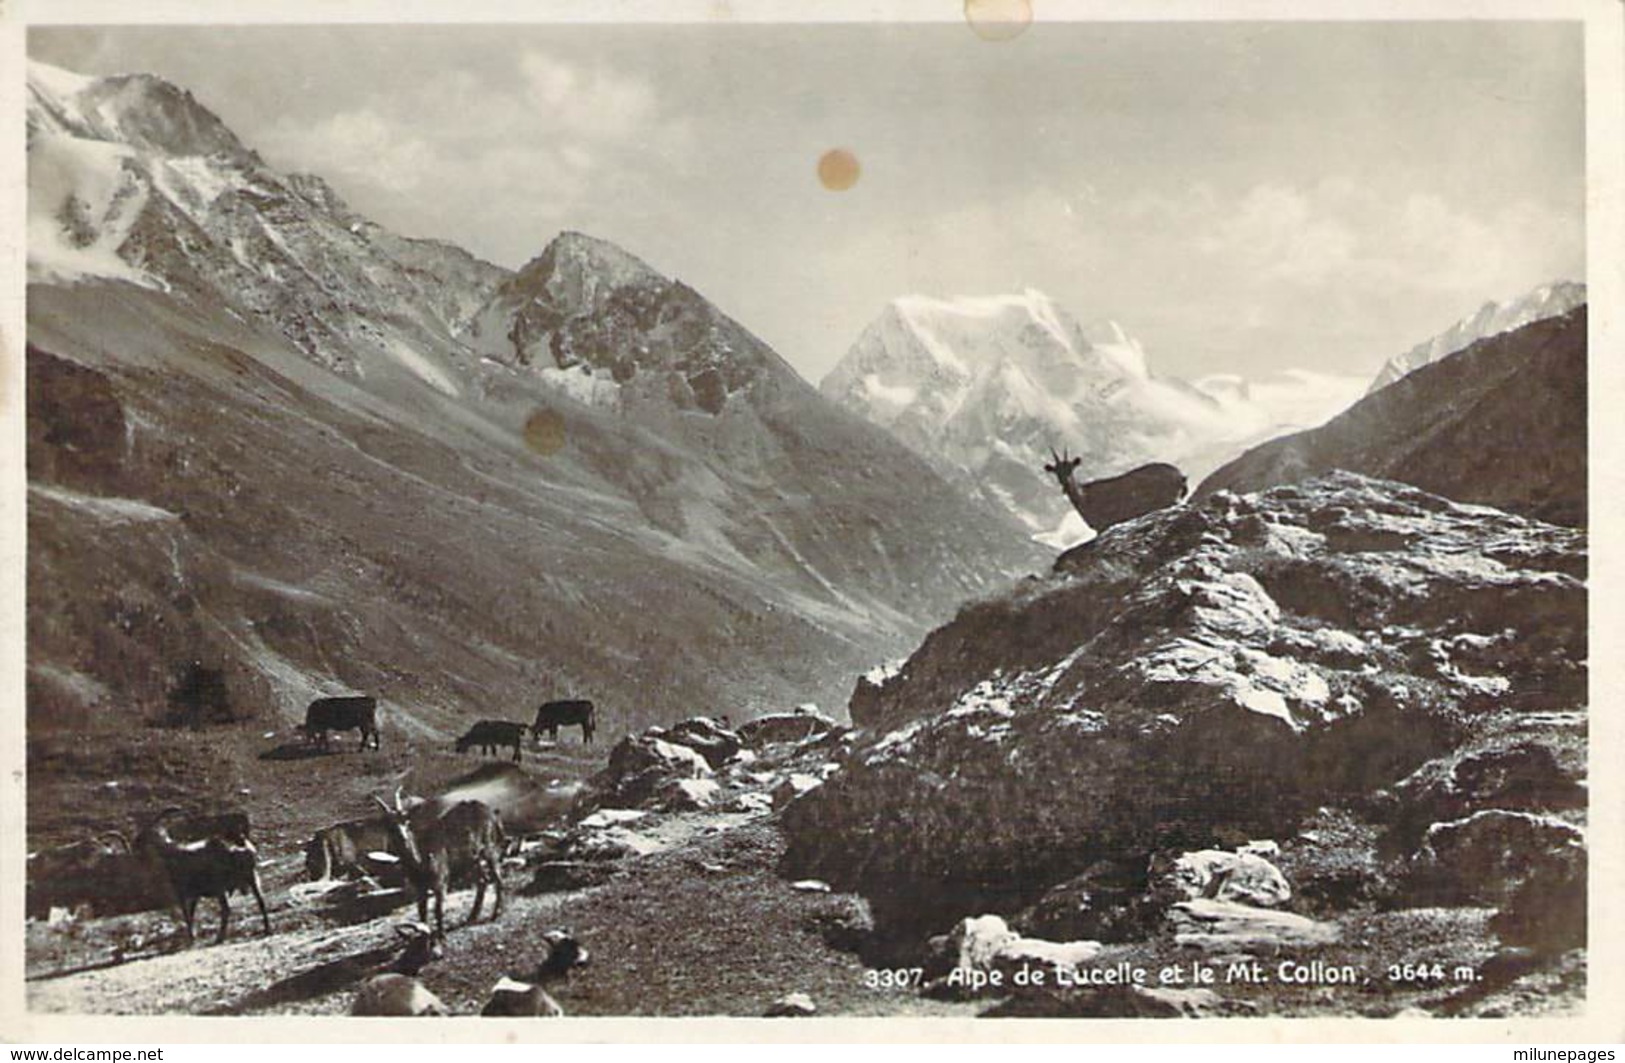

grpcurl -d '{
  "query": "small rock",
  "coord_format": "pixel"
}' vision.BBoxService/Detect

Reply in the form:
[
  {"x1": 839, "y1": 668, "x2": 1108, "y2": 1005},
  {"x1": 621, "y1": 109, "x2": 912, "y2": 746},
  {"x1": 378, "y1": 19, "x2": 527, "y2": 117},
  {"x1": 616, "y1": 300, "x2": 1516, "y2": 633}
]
[
  {"x1": 764, "y1": 992, "x2": 817, "y2": 1017},
  {"x1": 658, "y1": 777, "x2": 722, "y2": 811},
  {"x1": 772, "y1": 773, "x2": 823, "y2": 809},
  {"x1": 577, "y1": 808, "x2": 649, "y2": 830},
  {"x1": 1169, "y1": 849, "x2": 1291, "y2": 907},
  {"x1": 1167, "y1": 898, "x2": 1339, "y2": 953},
  {"x1": 790, "y1": 879, "x2": 832, "y2": 893},
  {"x1": 729, "y1": 792, "x2": 774, "y2": 814}
]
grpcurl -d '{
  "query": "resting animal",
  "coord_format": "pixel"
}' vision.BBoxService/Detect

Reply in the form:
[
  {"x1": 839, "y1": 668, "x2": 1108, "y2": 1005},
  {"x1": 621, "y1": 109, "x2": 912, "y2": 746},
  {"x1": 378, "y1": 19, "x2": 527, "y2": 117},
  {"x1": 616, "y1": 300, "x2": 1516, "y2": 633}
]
[{"x1": 480, "y1": 929, "x2": 590, "y2": 1016}]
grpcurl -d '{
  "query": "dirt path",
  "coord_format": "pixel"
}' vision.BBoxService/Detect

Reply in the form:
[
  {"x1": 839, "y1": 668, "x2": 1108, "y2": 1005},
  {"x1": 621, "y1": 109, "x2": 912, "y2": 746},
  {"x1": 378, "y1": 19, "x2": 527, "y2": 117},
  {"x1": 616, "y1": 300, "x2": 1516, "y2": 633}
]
[{"x1": 27, "y1": 807, "x2": 788, "y2": 1016}]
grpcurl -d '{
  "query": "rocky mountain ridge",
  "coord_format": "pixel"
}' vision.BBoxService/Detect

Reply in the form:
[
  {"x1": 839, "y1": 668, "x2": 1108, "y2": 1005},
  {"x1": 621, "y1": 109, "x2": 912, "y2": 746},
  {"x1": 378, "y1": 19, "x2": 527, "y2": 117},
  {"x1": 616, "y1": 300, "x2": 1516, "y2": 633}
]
[
  {"x1": 782, "y1": 472, "x2": 1585, "y2": 1015},
  {"x1": 1196, "y1": 307, "x2": 1587, "y2": 527},
  {"x1": 1367, "y1": 281, "x2": 1585, "y2": 394},
  {"x1": 25, "y1": 58, "x2": 1046, "y2": 759}
]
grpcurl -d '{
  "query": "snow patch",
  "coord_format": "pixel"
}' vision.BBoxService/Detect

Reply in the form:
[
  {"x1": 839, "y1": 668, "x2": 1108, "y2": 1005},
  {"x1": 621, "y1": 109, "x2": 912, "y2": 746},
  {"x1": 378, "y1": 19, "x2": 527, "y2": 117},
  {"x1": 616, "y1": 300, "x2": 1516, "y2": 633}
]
[
  {"x1": 29, "y1": 483, "x2": 176, "y2": 523},
  {"x1": 27, "y1": 132, "x2": 157, "y2": 288},
  {"x1": 382, "y1": 336, "x2": 460, "y2": 397},
  {"x1": 537, "y1": 365, "x2": 620, "y2": 408},
  {"x1": 29, "y1": 59, "x2": 95, "y2": 101}
]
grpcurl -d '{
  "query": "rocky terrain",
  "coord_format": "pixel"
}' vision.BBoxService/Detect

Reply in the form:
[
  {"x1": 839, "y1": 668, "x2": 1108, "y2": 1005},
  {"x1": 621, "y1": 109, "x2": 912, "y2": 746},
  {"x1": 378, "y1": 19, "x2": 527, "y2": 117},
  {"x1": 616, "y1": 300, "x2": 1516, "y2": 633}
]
[
  {"x1": 23, "y1": 55, "x2": 1590, "y2": 1023},
  {"x1": 780, "y1": 473, "x2": 1585, "y2": 1015},
  {"x1": 1195, "y1": 309, "x2": 1587, "y2": 527}
]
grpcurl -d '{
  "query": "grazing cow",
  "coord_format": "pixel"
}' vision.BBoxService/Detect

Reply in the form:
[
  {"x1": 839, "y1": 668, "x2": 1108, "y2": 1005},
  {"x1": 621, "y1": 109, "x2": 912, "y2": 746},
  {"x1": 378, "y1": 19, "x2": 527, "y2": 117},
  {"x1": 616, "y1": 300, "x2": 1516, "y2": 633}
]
[
  {"x1": 456, "y1": 720, "x2": 530, "y2": 763},
  {"x1": 1043, "y1": 448, "x2": 1187, "y2": 533},
  {"x1": 302, "y1": 695, "x2": 380, "y2": 751},
  {"x1": 532, "y1": 699, "x2": 596, "y2": 745}
]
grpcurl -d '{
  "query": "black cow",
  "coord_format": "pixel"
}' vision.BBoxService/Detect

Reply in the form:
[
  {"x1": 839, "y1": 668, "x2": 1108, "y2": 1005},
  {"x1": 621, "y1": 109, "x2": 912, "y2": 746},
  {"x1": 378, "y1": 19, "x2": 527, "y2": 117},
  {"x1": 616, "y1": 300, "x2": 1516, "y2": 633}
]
[
  {"x1": 456, "y1": 720, "x2": 530, "y2": 763},
  {"x1": 302, "y1": 695, "x2": 381, "y2": 751},
  {"x1": 532, "y1": 699, "x2": 596, "y2": 745}
]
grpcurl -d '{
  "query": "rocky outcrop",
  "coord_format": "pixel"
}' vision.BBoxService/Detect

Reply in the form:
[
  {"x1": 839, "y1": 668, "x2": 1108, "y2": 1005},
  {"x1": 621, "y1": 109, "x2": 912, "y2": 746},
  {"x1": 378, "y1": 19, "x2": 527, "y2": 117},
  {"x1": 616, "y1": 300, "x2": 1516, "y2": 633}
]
[
  {"x1": 587, "y1": 730, "x2": 716, "y2": 811},
  {"x1": 782, "y1": 473, "x2": 1585, "y2": 940},
  {"x1": 1195, "y1": 308, "x2": 1587, "y2": 527},
  {"x1": 738, "y1": 708, "x2": 840, "y2": 749},
  {"x1": 662, "y1": 717, "x2": 743, "y2": 770}
]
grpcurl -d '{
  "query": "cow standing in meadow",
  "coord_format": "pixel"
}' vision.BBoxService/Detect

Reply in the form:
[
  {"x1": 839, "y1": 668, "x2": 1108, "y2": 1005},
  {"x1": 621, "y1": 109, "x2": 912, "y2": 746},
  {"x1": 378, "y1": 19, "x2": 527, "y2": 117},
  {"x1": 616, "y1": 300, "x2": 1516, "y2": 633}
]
[
  {"x1": 532, "y1": 699, "x2": 596, "y2": 745},
  {"x1": 303, "y1": 696, "x2": 381, "y2": 751}
]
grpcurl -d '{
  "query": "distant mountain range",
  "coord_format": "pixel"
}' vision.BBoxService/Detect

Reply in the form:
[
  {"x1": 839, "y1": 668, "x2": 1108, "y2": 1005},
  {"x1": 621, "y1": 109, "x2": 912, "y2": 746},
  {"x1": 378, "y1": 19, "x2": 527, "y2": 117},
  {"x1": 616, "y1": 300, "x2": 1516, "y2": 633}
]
[
  {"x1": 820, "y1": 289, "x2": 1365, "y2": 544},
  {"x1": 24, "y1": 59, "x2": 1046, "y2": 747}
]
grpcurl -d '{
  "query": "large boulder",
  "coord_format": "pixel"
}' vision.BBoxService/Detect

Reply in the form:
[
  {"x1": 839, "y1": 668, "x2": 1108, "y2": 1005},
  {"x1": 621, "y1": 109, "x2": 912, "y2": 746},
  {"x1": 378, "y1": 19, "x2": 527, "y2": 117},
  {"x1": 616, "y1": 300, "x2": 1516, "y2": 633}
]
[
  {"x1": 738, "y1": 708, "x2": 839, "y2": 748},
  {"x1": 781, "y1": 474, "x2": 1586, "y2": 940},
  {"x1": 662, "y1": 716, "x2": 744, "y2": 770},
  {"x1": 1382, "y1": 732, "x2": 1586, "y2": 853},
  {"x1": 588, "y1": 730, "x2": 714, "y2": 810},
  {"x1": 1166, "y1": 849, "x2": 1291, "y2": 908},
  {"x1": 927, "y1": 915, "x2": 1105, "y2": 998},
  {"x1": 1402, "y1": 810, "x2": 1585, "y2": 908}
]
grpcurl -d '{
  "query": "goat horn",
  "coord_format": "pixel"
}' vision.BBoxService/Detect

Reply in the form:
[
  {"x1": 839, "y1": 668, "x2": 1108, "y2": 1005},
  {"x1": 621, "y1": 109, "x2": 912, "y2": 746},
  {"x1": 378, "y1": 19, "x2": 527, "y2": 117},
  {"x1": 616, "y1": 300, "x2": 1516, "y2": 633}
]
[
  {"x1": 371, "y1": 794, "x2": 395, "y2": 816},
  {"x1": 100, "y1": 830, "x2": 132, "y2": 853}
]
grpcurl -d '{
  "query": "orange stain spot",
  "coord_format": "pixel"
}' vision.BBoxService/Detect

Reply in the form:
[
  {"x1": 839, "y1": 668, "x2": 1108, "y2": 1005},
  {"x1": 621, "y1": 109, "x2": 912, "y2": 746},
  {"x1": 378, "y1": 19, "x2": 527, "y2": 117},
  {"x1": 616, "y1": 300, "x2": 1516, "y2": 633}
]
[
  {"x1": 817, "y1": 148, "x2": 861, "y2": 192},
  {"x1": 965, "y1": 0, "x2": 1033, "y2": 41},
  {"x1": 523, "y1": 408, "x2": 567, "y2": 456}
]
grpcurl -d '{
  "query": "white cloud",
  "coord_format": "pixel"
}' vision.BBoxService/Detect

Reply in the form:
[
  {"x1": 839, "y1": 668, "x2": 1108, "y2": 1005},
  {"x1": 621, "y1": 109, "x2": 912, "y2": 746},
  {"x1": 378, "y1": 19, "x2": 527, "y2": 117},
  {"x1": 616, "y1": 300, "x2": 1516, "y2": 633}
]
[
  {"x1": 261, "y1": 107, "x2": 433, "y2": 194},
  {"x1": 519, "y1": 50, "x2": 658, "y2": 142}
]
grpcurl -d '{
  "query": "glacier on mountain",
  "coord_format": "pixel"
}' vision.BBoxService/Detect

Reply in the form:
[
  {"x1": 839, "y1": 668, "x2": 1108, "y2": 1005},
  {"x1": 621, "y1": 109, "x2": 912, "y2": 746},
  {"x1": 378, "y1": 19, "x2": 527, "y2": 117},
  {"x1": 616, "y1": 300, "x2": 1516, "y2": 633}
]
[{"x1": 822, "y1": 289, "x2": 1364, "y2": 545}]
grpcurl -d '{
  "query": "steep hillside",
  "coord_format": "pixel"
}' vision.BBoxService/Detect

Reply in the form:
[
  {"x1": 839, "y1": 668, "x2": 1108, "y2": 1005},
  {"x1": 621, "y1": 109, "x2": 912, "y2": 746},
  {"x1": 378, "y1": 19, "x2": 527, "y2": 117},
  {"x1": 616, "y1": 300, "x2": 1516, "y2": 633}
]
[
  {"x1": 1193, "y1": 308, "x2": 1586, "y2": 527},
  {"x1": 25, "y1": 60, "x2": 1046, "y2": 851},
  {"x1": 1367, "y1": 281, "x2": 1585, "y2": 394}
]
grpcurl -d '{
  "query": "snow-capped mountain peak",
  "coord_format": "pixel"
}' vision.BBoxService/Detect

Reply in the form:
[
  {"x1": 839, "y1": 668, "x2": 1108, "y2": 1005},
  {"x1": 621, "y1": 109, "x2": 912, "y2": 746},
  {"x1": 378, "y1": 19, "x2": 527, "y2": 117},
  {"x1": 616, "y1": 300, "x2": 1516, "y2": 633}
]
[
  {"x1": 27, "y1": 59, "x2": 511, "y2": 396},
  {"x1": 823, "y1": 288, "x2": 1368, "y2": 546},
  {"x1": 1368, "y1": 280, "x2": 1586, "y2": 393},
  {"x1": 30, "y1": 60, "x2": 253, "y2": 162}
]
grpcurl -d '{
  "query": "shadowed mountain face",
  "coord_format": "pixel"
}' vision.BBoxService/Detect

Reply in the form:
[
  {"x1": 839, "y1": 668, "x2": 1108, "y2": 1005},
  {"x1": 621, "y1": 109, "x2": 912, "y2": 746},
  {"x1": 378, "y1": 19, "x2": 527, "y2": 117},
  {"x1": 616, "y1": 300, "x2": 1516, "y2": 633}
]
[
  {"x1": 1194, "y1": 308, "x2": 1586, "y2": 528},
  {"x1": 25, "y1": 60, "x2": 1046, "y2": 759}
]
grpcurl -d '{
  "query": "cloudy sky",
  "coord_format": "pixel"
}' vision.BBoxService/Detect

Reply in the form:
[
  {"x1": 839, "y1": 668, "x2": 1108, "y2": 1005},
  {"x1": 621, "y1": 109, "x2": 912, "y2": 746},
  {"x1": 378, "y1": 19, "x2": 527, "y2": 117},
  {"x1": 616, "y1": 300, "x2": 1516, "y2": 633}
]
[{"x1": 29, "y1": 18, "x2": 1585, "y2": 385}]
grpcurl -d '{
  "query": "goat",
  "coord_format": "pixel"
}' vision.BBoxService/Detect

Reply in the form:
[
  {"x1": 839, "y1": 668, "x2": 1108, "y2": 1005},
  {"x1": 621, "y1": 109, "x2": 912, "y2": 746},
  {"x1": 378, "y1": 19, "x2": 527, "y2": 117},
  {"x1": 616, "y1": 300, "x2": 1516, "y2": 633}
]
[
  {"x1": 532, "y1": 699, "x2": 596, "y2": 745},
  {"x1": 480, "y1": 929, "x2": 590, "y2": 1016},
  {"x1": 119, "y1": 807, "x2": 270, "y2": 945},
  {"x1": 302, "y1": 695, "x2": 381, "y2": 751},
  {"x1": 373, "y1": 788, "x2": 506, "y2": 936},
  {"x1": 455, "y1": 720, "x2": 530, "y2": 763},
  {"x1": 304, "y1": 814, "x2": 399, "y2": 883},
  {"x1": 1043, "y1": 448, "x2": 1187, "y2": 533},
  {"x1": 350, "y1": 922, "x2": 450, "y2": 1016}
]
